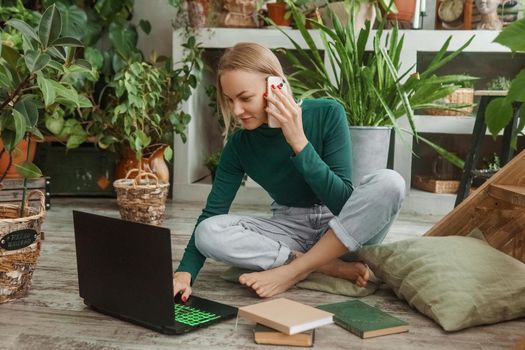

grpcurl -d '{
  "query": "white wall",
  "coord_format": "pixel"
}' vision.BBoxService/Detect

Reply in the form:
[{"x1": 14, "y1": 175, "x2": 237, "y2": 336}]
[{"x1": 132, "y1": 0, "x2": 179, "y2": 58}]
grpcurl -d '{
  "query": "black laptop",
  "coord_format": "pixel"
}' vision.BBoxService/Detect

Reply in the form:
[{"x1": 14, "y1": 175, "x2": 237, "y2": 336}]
[{"x1": 73, "y1": 210, "x2": 238, "y2": 335}]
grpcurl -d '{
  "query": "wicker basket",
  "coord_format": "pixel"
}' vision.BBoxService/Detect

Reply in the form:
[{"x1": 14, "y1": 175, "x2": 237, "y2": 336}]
[
  {"x1": 425, "y1": 88, "x2": 475, "y2": 116},
  {"x1": 0, "y1": 190, "x2": 46, "y2": 303},
  {"x1": 412, "y1": 175, "x2": 460, "y2": 194},
  {"x1": 113, "y1": 169, "x2": 169, "y2": 225}
]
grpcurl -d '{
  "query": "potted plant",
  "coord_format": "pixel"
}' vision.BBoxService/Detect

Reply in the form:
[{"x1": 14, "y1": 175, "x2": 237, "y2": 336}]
[
  {"x1": 279, "y1": 1, "x2": 474, "y2": 183},
  {"x1": 267, "y1": 0, "x2": 292, "y2": 27},
  {"x1": 424, "y1": 77, "x2": 475, "y2": 116},
  {"x1": 472, "y1": 153, "x2": 500, "y2": 188},
  {"x1": 486, "y1": 76, "x2": 512, "y2": 91},
  {"x1": 0, "y1": 4, "x2": 92, "y2": 303},
  {"x1": 318, "y1": 0, "x2": 396, "y2": 30},
  {"x1": 109, "y1": 38, "x2": 203, "y2": 225},
  {"x1": 485, "y1": 18, "x2": 525, "y2": 148}
]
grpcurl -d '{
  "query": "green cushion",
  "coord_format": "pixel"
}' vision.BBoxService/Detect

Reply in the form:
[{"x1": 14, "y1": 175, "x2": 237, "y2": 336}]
[
  {"x1": 358, "y1": 235, "x2": 525, "y2": 331},
  {"x1": 221, "y1": 267, "x2": 379, "y2": 297}
]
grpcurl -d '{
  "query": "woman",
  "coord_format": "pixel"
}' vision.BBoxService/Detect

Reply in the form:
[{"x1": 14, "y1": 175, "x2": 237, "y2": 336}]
[{"x1": 173, "y1": 42, "x2": 405, "y2": 300}]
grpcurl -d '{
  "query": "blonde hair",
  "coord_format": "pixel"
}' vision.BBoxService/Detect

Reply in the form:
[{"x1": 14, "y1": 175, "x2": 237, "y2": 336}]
[{"x1": 216, "y1": 42, "x2": 291, "y2": 137}]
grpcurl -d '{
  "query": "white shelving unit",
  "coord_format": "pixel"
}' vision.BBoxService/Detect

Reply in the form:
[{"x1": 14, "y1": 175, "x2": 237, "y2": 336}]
[{"x1": 172, "y1": 28, "x2": 509, "y2": 214}]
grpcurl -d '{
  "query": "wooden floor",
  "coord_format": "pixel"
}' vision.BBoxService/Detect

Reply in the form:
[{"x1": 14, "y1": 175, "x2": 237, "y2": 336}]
[{"x1": 1, "y1": 198, "x2": 524, "y2": 350}]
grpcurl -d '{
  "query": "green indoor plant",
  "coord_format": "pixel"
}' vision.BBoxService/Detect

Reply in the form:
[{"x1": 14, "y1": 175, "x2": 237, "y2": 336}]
[
  {"x1": 486, "y1": 76, "x2": 511, "y2": 91},
  {"x1": 485, "y1": 18, "x2": 525, "y2": 149},
  {"x1": 0, "y1": 4, "x2": 92, "y2": 211},
  {"x1": 100, "y1": 35, "x2": 203, "y2": 181},
  {"x1": 280, "y1": 0, "x2": 474, "y2": 172},
  {"x1": 0, "y1": 3, "x2": 91, "y2": 304}
]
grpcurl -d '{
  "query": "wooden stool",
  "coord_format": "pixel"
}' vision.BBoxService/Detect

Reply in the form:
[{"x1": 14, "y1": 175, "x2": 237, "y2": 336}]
[
  {"x1": 426, "y1": 149, "x2": 525, "y2": 263},
  {"x1": 455, "y1": 90, "x2": 522, "y2": 206}
]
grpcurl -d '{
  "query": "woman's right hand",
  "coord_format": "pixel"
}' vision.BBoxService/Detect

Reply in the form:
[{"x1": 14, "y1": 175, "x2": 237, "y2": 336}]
[{"x1": 173, "y1": 272, "x2": 192, "y2": 302}]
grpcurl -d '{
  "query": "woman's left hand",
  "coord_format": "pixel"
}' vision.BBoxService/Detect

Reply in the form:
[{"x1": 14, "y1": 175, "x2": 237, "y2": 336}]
[{"x1": 265, "y1": 85, "x2": 308, "y2": 154}]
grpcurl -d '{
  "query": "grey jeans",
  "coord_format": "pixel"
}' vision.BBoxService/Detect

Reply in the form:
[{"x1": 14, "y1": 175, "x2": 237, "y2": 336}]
[{"x1": 194, "y1": 169, "x2": 405, "y2": 271}]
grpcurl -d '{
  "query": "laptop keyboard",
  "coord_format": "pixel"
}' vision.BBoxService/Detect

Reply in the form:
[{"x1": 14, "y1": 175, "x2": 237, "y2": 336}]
[{"x1": 174, "y1": 303, "x2": 220, "y2": 326}]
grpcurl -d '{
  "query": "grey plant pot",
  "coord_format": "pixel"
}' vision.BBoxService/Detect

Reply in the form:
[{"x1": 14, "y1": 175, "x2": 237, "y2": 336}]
[{"x1": 349, "y1": 126, "x2": 393, "y2": 186}]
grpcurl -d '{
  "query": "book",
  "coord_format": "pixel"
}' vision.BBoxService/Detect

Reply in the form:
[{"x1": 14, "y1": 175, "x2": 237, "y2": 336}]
[
  {"x1": 238, "y1": 298, "x2": 333, "y2": 335},
  {"x1": 253, "y1": 324, "x2": 314, "y2": 347},
  {"x1": 317, "y1": 300, "x2": 408, "y2": 339}
]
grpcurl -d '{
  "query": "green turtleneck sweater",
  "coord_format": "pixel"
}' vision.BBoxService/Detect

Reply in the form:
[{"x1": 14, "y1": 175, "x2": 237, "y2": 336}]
[{"x1": 176, "y1": 99, "x2": 353, "y2": 281}]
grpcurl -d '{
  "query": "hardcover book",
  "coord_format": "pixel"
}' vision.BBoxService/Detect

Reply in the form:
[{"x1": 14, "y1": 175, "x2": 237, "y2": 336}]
[
  {"x1": 238, "y1": 298, "x2": 333, "y2": 335},
  {"x1": 317, "y1": 300, "x2": 408, "y2": 339},
  {"x1": 253, "y1": 324, "x2": 314, "y2": 347}
]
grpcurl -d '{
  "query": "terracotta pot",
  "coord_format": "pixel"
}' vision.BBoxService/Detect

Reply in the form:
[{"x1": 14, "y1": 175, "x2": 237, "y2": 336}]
[
  {"x1": 387, "y1": 0, "x2": 417, "y2": 23},
  {"x1": 115, "y1": 144, "x2": 170, "y2": 184},
  {"x1": 267, "y1": 2, "x2": 291, "y2": 27},
  {"x1": 0, "y1": 138, "x2": 37, "y2": 179}
]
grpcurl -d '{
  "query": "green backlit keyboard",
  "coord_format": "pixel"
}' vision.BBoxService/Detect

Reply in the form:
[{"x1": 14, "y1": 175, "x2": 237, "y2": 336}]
[{"x1": 174, "y1": 303, "x2": 220, "y2": 326}]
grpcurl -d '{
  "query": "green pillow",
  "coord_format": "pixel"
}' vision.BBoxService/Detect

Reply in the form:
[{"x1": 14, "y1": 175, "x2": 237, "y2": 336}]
[{"x1": 358, "y1": 236, "x2": 525, "y2": 331}]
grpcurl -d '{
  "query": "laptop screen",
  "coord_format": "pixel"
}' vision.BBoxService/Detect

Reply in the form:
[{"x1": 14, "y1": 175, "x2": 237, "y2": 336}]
[{"x1": 73, "y1": 211, "x2": 175, "y2": 326}]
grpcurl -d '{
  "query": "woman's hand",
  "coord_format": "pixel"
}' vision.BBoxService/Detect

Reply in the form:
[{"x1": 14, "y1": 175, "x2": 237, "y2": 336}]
[
  {"x1": 173, "y1": 271, "x2": 192, "y2": 302},
  {"x1": 265, "y1": 85, "x2": 308, "y2": 154}
]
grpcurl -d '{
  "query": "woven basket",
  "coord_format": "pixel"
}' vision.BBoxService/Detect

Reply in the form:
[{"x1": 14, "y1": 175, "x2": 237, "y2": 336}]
[
  {"x1": 412, "y1": 175, "x2": 460, "y2": 194},
  {"x1": 0, "y1": 190, "x2": 46, "y2": 303},
  {"x1": 426, "y1": 88, "x2": 475, "y2": 116},
  {"x1": 113, "y1": 169, "x2": 169, "y2": 225}
]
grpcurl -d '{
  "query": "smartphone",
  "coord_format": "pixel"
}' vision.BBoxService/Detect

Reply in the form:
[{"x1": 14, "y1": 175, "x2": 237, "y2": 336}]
[{"x1": 266, "y1": 76, "x2": 287, "y2": 128}]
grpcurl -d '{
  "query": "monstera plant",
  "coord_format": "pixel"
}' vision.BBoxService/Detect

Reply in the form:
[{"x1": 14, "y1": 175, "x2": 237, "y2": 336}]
[{"x1": 0, "y1": 4, "x2": 92, "y2": 214}]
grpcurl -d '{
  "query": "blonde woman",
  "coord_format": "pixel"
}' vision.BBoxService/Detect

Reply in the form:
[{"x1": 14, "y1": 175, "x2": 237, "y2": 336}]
[{"x1": 173, "y1": 42, "x2": 405, "y2": 299}]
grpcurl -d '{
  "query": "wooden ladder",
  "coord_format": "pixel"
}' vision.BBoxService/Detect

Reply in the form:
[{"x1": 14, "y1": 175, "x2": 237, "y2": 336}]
[{"x1": 425, "y1": 150, "x2": 525, "y2": 263}]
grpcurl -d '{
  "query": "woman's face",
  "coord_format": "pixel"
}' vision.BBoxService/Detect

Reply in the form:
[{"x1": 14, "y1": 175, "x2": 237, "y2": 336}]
[
  {"x1": 220, "y1": 70, "x2": 268, "y2": 130},
  {"x1": 475, "y1": 0, "x2": 500, "y2": 14}
]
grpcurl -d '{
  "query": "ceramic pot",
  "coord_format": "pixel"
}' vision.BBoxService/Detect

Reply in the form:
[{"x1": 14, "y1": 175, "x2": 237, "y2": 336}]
[
  {"x1": 267, "y1": 2, "x2": 291, "y2": 26},
  {"x1": 0, "y1": 138, "x2": 38, "y2": 179},
  {"x1": 387, "y1": 0, "x2": 417, "y2": 23},
  {"x1": 115, "y1": 144, "x2": 170, "y2": 184}
]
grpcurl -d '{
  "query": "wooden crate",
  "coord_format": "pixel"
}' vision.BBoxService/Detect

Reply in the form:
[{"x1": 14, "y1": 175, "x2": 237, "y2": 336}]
[
  {"x1": 0, "y1": 177, "x2": 50, "y2": 210},
  {"x1": 412, "y1": 175, "x2": 460, "y2": 194},
  {"x1": 34, "y1": 143, "x2": 118, "y2": 196}
]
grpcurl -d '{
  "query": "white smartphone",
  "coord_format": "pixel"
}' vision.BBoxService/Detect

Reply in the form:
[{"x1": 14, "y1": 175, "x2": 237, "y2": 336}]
[{"x1": 266, "y1": 76, "x2": 287, "y2": 128}]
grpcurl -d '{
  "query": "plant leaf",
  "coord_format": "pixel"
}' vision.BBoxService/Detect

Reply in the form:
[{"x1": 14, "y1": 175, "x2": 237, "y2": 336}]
[
  {"x1": 494, "y1": 18, "x2": 525, "y2": 52},
  {"x1": 139, "y1": 19, "x2": 151, "y2": 35},
  {"x1": 485, "y1": 97, "x2": 514, "y2": 138},
  {"x1": 16, "y1": 161, "x2": 43, "y2": 179},
  {"x1": 37, "y1": 74, "x2": 57, "y2": 107},
  {"x1": 0, "y1": 65, "x2": 14, "y2": 89},
  {"x1": 55, "y1": 2, "x2": 87, "y2": 40},
  {"x1": 108, "y1": 22, "x2": 138, "y2": 60},
  {"x1": 66, "y1": 134, "x2": 87, "y2": 149},
  {"x1": 14, "y1": 97, "x2": 38, "y2": 128},
  {"x1": 506, "y1": 69, "x2": 525, "y2": 103},
  {"x1": 84, "y1": 47, "x2": 104, "y2": 70},
  {"x1": 163, "y1": 146, "x2": 173, "y2": 162},
  {"x1": 50, "y1": 36, "x2": 84, "y2": 47},
  {"x1": 24, "y1": 51, "x2": 51, "y2": 73},
  {"x1": 39, "y1": 4, "x2": 62, "y2": 48},
  {"x1": 11, "y1": 109, "x2": 28, "y2": 147},
  {"x1": 6, "y1": 19, "x2": 40, "y2": 43},
  {"x1": 50, "y1": 80, "x2": 80, "y2": 106},
  {"x1": 1, "y1": 44, "x2": 21, "y2": 68},
  {"x1": 45, "y1": 112, "x2": 65, "y2": 135}
]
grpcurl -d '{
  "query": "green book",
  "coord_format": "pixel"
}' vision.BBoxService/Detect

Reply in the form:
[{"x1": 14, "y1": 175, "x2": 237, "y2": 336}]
[{"x1": 317, "y1": 300, "x2": 408, "y2": 339}]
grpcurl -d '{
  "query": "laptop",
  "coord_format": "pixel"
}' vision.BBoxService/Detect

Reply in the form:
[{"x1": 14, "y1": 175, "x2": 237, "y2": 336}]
[{"x1": 73, "y1": 210, "x2": 238, "y2": 335}]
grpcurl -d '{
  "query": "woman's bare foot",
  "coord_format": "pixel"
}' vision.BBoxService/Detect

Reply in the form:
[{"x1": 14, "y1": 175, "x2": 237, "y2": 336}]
[
  {"x1": 239, "y1": 264, "x2": 309, "y2": 298},
  {"x1": 295, "y1": 251, "x2": 370, "y2": 287}
]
